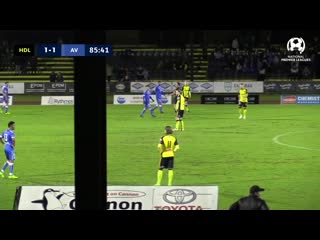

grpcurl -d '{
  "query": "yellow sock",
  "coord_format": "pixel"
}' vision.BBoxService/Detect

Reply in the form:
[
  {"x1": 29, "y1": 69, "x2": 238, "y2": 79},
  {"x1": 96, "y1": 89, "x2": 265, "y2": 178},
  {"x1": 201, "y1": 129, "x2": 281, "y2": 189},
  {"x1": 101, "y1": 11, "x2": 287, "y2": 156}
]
[
  {"x1": 156, "y1": 170, "x2": 163, "y2": 185},
  {"x1": 168, "y1": 170, "x2": 174, "y2": 186},
  {"x1": 181, "y1": 120, "x2": 184, "y2": 130},
  {"x1": 243, "y1": 108, "x2": 247, "y2": 116},
  {"x1": 239, "y1": 108, "x2": 243, "y2": 115},
  {"x1": 175, "y1": 121, "x2": 180, "y2": 129}
]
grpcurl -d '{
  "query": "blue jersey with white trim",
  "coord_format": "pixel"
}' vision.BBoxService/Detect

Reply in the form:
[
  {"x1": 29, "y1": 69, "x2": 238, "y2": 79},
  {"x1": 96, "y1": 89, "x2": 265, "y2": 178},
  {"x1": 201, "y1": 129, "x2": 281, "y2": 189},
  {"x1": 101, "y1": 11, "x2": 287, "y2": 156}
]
[
  {"x1": 155, "y1": 85, "x2": 163, "y2": 100},
  {"x1": 143, "y1": 90, "x2": 153, "y2": 104},
  {"x1": 1, "y1": 129, "x2": 15, "y2": 148},
  {"x1": 2, "y1": 85, "x2": 8, "y2": 97}
]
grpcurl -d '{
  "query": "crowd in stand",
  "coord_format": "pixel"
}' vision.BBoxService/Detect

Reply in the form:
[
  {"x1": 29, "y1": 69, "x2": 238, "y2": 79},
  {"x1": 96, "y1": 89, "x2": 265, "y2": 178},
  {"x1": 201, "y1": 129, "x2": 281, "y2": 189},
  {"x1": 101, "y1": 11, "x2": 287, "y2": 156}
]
[
  {"x1": 208, "y1": 47, "x2": 316, "y2": 80},
  {"x1": 0, "y1": 41, "x2": 38, "y2": 74},
  {"x1": 206, "y1": 35, "x2": 320, "y2": 81},
  {"x1": 107, "y1": 49, "x2": 191, "y2": 81}
]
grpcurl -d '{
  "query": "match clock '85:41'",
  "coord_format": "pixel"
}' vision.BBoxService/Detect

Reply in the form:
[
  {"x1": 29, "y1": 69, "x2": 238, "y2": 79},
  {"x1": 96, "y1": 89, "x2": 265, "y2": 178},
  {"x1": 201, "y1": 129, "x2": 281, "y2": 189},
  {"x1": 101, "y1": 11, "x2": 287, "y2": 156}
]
[{"x1": 85, "y1": 44, "x2": 112, "y2": 56}]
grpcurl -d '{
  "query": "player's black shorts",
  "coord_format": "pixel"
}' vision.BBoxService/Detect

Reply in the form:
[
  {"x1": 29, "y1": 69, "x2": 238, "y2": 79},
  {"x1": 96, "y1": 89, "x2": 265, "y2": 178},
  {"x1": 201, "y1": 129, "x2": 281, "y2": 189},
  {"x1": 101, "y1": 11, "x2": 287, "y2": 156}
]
[
  {"x1": 160, "y1": 157, "x2": 174, "y2": 169},
  {"x1": 177, "y1": 110, "x2": 184, "y2": 118},
  {"x1": 239, "y1": 102, "x2": 247, "y2": 108},
  {"x1": 184, "y1": 97, "x2": 189, "y2": 102}
]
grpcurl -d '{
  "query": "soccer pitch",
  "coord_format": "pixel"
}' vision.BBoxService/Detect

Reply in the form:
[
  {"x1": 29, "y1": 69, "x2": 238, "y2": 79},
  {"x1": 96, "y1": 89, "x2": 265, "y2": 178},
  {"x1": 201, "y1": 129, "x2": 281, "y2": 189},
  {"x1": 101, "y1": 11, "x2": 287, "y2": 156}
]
[
  {"x1": 0, "y1": 106, "x2": 74, "y2": 210},
  {"x1": 107, "y1": 104, "x2": 320, "y2": 210}
]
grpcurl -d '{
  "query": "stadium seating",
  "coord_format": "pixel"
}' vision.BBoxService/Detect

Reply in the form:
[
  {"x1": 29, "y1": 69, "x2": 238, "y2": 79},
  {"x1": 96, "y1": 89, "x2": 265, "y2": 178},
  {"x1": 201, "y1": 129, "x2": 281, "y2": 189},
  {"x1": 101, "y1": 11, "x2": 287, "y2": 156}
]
[{"x1": 0, "y1": 57, "x2": 74, "y2": 82}]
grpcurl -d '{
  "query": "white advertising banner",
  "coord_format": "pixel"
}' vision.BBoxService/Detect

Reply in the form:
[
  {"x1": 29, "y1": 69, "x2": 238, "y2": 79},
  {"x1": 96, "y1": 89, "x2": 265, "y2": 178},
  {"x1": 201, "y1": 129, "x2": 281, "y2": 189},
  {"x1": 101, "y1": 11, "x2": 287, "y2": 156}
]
[
  {"x1": 107, "y1": 186, "x2": 154, "y2": 210},
  {"x1": 41, "y1": 96, "x2": 74, "y2": 105},
  {"x1": 114, "y1": 95, "x2": 172, "y2": 105},
  {"x1": 0, "y1": 96, "x2": 13, "y2": 105},
  {"x1": 213, "y1": 82, "x2": 264, "y2": 93},
  {"x1": 108, "y1": 186, "x2": 218, "y2": 210},
  {"x1": 0, "y1": 83, "x2": 24, "y2": 94},
  {"x1": 15, "y1": 185, "x2": 219, "y2": 210},
  {"x1": 16, "y1": 186, "x2": 75, "y2": 210}
]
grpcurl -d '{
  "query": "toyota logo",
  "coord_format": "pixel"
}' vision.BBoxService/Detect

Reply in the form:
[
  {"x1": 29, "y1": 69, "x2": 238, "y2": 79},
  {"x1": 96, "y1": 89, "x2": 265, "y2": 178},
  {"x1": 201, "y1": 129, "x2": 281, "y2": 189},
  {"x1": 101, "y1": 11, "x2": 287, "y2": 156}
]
[{"x1": 163, "y1": 189, "x2": 197, "y2": 204}]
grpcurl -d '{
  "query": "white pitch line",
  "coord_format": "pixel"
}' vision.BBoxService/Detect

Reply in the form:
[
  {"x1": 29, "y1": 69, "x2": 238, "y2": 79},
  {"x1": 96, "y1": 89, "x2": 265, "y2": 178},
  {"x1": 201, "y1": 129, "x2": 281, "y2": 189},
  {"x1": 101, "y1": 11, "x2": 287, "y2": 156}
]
[{"x1": 272, "y1": 131, "x2": 320, "y2": 152}]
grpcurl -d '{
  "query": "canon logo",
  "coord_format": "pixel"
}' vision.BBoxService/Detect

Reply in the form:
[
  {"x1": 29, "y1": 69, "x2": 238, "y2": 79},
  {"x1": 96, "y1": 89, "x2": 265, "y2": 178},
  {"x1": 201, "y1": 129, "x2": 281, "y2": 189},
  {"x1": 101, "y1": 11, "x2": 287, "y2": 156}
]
[{"x1": 107, "y1": 201, "x2": 142, "y2": 210}]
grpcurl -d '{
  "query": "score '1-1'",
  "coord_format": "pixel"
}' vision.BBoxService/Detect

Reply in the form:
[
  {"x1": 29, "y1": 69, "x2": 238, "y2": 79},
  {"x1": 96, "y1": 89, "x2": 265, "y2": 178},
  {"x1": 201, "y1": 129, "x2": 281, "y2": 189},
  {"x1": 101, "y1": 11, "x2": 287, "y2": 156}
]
[{"x1": 44, "y1": 47, "x2": 56, "y2": 53}]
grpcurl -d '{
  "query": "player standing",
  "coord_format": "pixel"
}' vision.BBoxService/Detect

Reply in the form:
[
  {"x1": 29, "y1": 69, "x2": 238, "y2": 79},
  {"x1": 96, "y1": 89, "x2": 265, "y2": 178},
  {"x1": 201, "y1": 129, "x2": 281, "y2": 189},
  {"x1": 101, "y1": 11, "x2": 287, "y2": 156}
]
[
  {"x1": 174, "y1": 91, "x2": 186, "y2": 131},
  {"x1": 0, "y1": 121, "x2": 18, "y2": 179},
  {"x1": 238, "y1": 83, "x2": 248, "y2": 119},
  {"x1": 140, "y1": 87, "x2": 156, "y2": 117},
  {"x1": 171, "y1": 82, "x2": 181, "y2": 112},
  {"x1": 1, "y1": 82, "x2": 10, "y2": 114},
  {"x1": 150, "y1": 81, "x2": 164, "y2": 114},
  {"x1": 155, "y1": 126, "x2": 179, "y2": 186},
  {"x1": 182, "y1": 81, "x2": 191, "y2": 112}
]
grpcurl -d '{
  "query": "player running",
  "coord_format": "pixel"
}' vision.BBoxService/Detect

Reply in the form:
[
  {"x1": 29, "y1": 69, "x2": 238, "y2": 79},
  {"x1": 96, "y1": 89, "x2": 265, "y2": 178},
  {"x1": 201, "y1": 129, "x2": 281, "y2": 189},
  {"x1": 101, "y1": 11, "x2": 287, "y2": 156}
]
[
  {"x1": 150, "y1": 81, "x2": 164, "y2": 114},
  {"x1": 0, "y1": 121, "x2": 18, "y2": 179},
  {"x1": 1, "y1": 82, "x2": 10, "y2": 114},
  {"x1": 238, "y1": 83, "x2": 248, "y2": 119},
  {"x1": 182, "y1": 81, "x2": 191, "y2": 112},
  {"x1": 155, "y1": 126, "x2": 180, "y2": 186},
  {"x1": 140, "y1": 87, "x2": 156, "y2": 117},
  {"x1": 174, "y1": 91, "x2": 186, "y2": 131}
]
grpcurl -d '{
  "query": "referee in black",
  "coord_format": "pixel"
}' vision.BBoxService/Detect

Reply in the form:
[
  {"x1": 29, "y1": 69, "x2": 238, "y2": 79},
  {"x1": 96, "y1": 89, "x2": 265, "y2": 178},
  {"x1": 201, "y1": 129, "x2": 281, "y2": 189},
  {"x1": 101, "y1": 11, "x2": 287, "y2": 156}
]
[{"x1": 229, "y1": 185, "x2": 269, "y2": 210}]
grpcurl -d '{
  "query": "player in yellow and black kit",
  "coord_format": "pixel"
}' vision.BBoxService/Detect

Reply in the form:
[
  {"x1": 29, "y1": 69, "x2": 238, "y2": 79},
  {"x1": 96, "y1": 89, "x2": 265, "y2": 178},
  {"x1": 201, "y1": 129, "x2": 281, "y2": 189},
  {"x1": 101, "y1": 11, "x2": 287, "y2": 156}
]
[
  {"x1": 238, "y1": 83, "x2": 248, "y2": 119},
  {"x1": 155, "y1": 126, "x2": 180, "y2": 186},
  {"x1": 182, "y1": 81, "x2": 191, "y2": 112},
  {"x1": 174, "y1": 91, "x2": 186, "y2": 131}
]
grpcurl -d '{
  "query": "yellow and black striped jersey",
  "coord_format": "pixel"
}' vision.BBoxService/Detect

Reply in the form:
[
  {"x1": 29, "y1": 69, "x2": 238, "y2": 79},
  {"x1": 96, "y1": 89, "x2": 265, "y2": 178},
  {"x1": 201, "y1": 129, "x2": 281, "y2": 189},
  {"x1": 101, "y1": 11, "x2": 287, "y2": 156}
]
[
  {"x1": 239, "y1": 88, "x2": 248, "y2": 103},
  {"x1": 158, "y1": 135, "x2": 179, "y2": 157},
  {"x1": 176, "y1": 94, "x2": 186, "y2": 111},
  {"x1": 182, "y1": 85, "x2": 191, "y2": 98}
]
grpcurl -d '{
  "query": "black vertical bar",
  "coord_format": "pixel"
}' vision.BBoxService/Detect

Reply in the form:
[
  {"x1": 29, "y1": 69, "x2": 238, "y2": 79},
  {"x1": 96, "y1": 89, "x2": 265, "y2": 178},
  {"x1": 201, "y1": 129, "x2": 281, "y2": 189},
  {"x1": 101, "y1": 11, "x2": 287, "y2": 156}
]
[{"x1": 74, "y1": 31, "x2": 106, "y2": 210}]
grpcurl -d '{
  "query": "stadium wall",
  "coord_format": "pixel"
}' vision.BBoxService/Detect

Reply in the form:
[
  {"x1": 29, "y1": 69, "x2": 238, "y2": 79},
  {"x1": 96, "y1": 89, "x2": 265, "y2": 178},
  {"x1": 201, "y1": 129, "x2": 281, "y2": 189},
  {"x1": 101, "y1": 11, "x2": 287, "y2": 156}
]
[{"x1": 5, "y1": 82, "x2": 74, "y2": 105}]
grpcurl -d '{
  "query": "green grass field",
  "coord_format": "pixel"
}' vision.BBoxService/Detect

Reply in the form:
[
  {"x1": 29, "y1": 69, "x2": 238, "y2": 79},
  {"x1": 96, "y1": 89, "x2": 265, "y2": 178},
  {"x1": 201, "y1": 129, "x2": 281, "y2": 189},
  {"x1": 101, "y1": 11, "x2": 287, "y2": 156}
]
[
  {"x1": 107, "y1": 104, "x2": 320, "y2": 210},
  {"x1": 0, "y1": 106, "x2": 74, "y2": 210}
]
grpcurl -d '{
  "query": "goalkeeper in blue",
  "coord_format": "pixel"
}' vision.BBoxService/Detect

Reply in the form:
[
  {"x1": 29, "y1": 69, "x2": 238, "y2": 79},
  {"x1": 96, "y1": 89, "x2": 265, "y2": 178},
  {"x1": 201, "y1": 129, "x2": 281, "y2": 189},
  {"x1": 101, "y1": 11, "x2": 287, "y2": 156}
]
[
  {"x1": 150, "y1": 81, "x2": 164, "y2": 114},
  {"x1": 140, "y1": 87, "x2": 156, "y2": 117}
]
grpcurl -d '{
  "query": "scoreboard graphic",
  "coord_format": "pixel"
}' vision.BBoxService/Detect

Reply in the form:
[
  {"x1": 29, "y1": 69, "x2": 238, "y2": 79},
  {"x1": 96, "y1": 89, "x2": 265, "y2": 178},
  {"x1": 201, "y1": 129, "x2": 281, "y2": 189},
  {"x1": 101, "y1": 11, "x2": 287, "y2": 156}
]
[{"x1": 14, "y1": 44, "x2": 112, "y2": 57}]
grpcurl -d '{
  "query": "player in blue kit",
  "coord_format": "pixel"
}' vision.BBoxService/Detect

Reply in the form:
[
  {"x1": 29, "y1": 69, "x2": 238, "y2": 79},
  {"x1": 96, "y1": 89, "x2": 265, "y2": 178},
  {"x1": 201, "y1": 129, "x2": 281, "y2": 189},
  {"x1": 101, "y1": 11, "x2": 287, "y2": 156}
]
[
  {"x1": 140, "y1": 87, "x2": 156, "y2": 117},
  {"x1": 1, "y1": 82, "x2": 10, "y2": 114},
  {"x1": 151, "y1": 81, "x2": 164, "y2": 114},
  {"x1": 0, "y1": 121, "x2": 18, "y2": 179}
]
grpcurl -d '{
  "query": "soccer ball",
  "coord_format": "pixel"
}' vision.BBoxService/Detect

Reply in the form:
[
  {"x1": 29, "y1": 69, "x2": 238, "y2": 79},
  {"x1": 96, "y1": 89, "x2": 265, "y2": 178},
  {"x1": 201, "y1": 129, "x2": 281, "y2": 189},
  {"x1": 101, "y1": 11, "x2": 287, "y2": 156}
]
[{"x1": 287, "y1": 37, "x2": 305, "y2": 54}]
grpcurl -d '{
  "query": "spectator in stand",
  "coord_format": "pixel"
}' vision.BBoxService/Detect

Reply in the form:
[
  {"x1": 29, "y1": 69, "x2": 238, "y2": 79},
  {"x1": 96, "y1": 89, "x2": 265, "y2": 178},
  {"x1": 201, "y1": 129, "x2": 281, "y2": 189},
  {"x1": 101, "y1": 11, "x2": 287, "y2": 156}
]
[
  {"x1": 50, "y1": 71, "x2": 57, "y2": 83},
  {"x1": 257, "y1": 60, "x2": 266, "y2": 81},
  {"x1": 302, "y1": 66, "x2": 312, "y2": 80},
  {"x1": 56, "y1": 72, "x2": 64, "y2": 82},
  {"x1": 142, "y1": 68, "x2": 149, "y2": 81},
  {"x1": 30, "y1": 56, "x2": 37, "y2": 74},
  {"x1": 232, "y1": 37, "x2": 239, "y2": 50},
  {"x1": 290, "y1": 62, "x2": 299, "y2": 80},
  {"x1": 235, "y1": 62, "x2": 242, "y2": 79},
  {"x1": 106, "y1": 64, "x2": 113, "y2": 82},
  {"x1": 124, "y1": 67, "x2": 129, "y2": 81},
  {"x1": 136, "y1": 66, "x2": 144, "y2": 80}
]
